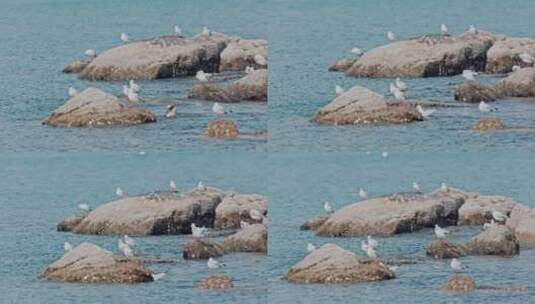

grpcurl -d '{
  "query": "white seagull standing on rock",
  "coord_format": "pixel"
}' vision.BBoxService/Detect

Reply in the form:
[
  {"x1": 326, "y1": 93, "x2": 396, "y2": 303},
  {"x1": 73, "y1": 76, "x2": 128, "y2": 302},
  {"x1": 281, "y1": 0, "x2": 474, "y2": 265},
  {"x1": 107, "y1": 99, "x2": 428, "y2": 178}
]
[
  {"x1": 492, "y1": 209, "x2": 507, "y2": 223},
  {"x1": 118, "y1": 239, "x2": 134, "y2": 257},
  {"x1": 389, "y1": 83, "x2": 397, "y2": 95},
  {"x1": 395, "y1": 78, "x2": 407, "y2": 91},
  {"x1": 307, "y1": 243, "x2": 316, "y2": 253},
  {"x1": 64, "y1": 242, "x2": 73, "y2": 252},
  {"x1": 120, "y1": 33, "x2": 130, "y2": 43},
  {"x1": 450, "y1": 258, "x2": 464, "y2": 272},
  {"x1": 254, "y1": 54, "x2": 267, "y2": 66},
  {"x1": 126, "y1": 89, "x2": 140, "y2": 102},
  {"x1": 197, "y1": 181, "x2": 206, "y2": 191},
  {"x1": 441, "y1": 183, "x2": 448, "y2": 191},
  {"x1": 413, "y1": 182, "x2": 421, "y2": 192},
  {"x1": 359, "y1": 188, "x2": 368, "y2": 199},
  {"x1": 392, "y1": 87, "x2": 405, "y2": 100},
  {"x1": 462, "y1": 70, "x2": 477, "y2": 81},
  {"x1": 417, "y1": 105, "x2": 435, "y2": 118},
  {"x1": 441, "y1": 24, "x2": 448, "y2": 34},
  {"x1": 361, "y1": 240, "x2": 378, "y2": 258},
  {"x1": 68, "y1": 87, "x2": 78, "y2": 97},
  {"x1": 479, "y1": 101, "x2": 497, "y2": 112},
  {"x1": 468, "y1": 25, "x2": 478, "y2": 34},
  {"x1": 84, "y1": 49, "x2": 97, "y2": 58},
  {"x1": 245, "y1": 66, "x2": 255, "y2": 74},
  {"x1": 367, "y1": 236, "x2": 378, "y2": 249},
  {"x1": 387, "y1": 31, "x2": 396, "y2": 41},
  {"x1": 434, "y1": 224, "x2": 449, "y2": 238},
  {"x1": 202, "y1": 26, "x2": 211, "y2": 36},
  {"x1": 191, "y1": 223, "x2": 207, "y2": 237},
  {"x1": 207, "y1": 257, "x2": 225, "y2": 269},
  {"x1": 174, "y1": 25, "x2": 182, "y2": 36},
  {"x1": 324, "y1": 201, "x2": 333, "y2": 214},
  {"x1": 123, "y1": 235, "x2": 136, "y2": 247},
  {"x1": 116, "y1": 187, "x2": 124, "y2": 198},
  {"x1": 169, "y1": 180, "x2": 177, "y2": 192},
  {"x1": 129, "y1": 80, "x2": 140, "y2": 93},
  {"x1": 78, "y1": 203, "x2": 90, "y2": 212},
  {"x1": 212, "y1": 102, "x2": 224, "y2": 115},
  {"x1": 351, "y1": 47, "x2": 363, "y2": 56},
  {"x1": 335, "y1": 85, "x2": 344, "y2": 96},
  {"x1": 196, "y1": 70, "x2": 211, "y2": 82}
]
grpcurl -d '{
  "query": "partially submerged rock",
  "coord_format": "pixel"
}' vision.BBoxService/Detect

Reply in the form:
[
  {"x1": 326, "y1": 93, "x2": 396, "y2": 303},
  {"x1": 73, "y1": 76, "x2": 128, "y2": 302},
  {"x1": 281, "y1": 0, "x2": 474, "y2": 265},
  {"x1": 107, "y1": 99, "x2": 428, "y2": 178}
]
[
  {"x1": 345, "y1": 33, "x2": 495, "y2": 78},
  {"x1": 203, "y1": 120, "x2": 239, "y2": 139},
  {"x1": 286, "y1": 244, "x2": 395, "y2": 284},
  {"x1": 458, "y1": 195, "x2": 517, "y2": 225},
  {"x1": 506, "y1": 204, "x2": 535, "y2": 247},
  {"x1": 312, "y1": 86, "x2": 423, "y2": 125},
  {"x1": 214, "y1": 193, "x2": 267, "y2": 229},
  {"x1": 486, "y1": 37, "x2": 535, "y2": 73},
  {"x1": 42, "y1": 242, "x2": 153, "y2": 283},
  {"x1": 472, "y1": 118, "x2": 504, "y2": 131},
  {"x1": 300, "y1": 215, "x2": 329, "y2": 231},
  {"x1": 62, "y1": 189, "x2": 225, "y2": 235},
  {"x1": 63, "y1": 58, "x2": 92, "y2": 73},
  {"x1": 454, "y1": 81, "x2": 498, "y2": 103},
  {"x1": 222, "y1": 224, "x2": 267, "y2": 253},
  {"x1": 315, "y1": 190, "x2": 465, "y2": 237},
  {"x1": 328, "y1": 57, "x2": 358, "y2": 72},
  {"x1": 219, "y1": 39, "x2": 268, "y2": 71},
  {"x1": 57, "y1": 215, "x2": 86, "y2": 232},
  {"x1": 199, "y1": 275, "x2": 234, "y2": 289},
  {"x1": 183, "y1": 239, "x2": 225, "y2": 260},
  {"x1": 441, "y1": 275, "x2": 477, "y2": 293},
  {"x1": 189, "y1": 69, "x2": 267, "y2": 102},
  {"x1": 426, "y1": 240, "x2": 466, "y2": 259},
  {"x1": 494, "y1": 67, "x2": 535, "y2": 97},
  {"x1": 43, "y1": 88, "x2": 156, "y2": 127},
  {"x1": 464, "y1": 225, "x2": 520, "y2": 256}
]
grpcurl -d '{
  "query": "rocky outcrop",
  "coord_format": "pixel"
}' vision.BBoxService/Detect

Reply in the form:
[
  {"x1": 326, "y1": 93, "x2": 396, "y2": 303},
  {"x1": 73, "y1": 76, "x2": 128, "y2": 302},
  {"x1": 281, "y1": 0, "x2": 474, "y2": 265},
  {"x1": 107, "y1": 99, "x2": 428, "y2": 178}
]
[
  {"x1": 63, "y1": 58, "x2": 92, "y2": 73},
  {"x1": 203, "y1": 120, "x2": 240, "y2": 139},
  {"x1": 183, "y1": 239, "x2": 225, "y2": 260},
  {"x1": 328, "y1": 58, "x2": 358, "y2": 72},
  {"x1": 286, "y1": 244, "x2": 395, "y2": 284},
  {"x1": 43, "y1": 88, "x2": 156, "y2": 127},
  {"x1": 345, "y1": 33, "x2": 495, "y2": 78},
  {"x1": 222, "y1": 224, "x2": 267, "y2": 253},
  {"x1": 79, "y1": 34, "x2": 230, "y2": 80},
  {"x1": 57, "y1": 215, "x2": 86, "y2": 232},
  {"x1": 219, "y1": 39, "x2": 267, "y2": 71},
  {"x1": 441, "y1": 275, "x2": 477, "y2": 293},
  {"x1": 486, "y1": 37, "x2": 535, "y2": 73},
  {"x1": 494, "y1": 67, "x2": 535, "y2": 97},
  {"x1": 506, "y1": 204, "x2": 535, "y2": 247},
  {"x1": 214, "y1": 193, "x2": 267, "y2": 229},
  {"x1": 315, "y1": 189, "x2": 466, "y2": 237},
  {"x1": 300, "y1": 215, "x2": 329, "y2": 231},
  {"x1": 458, "y1": 195, "x2": 517, "y2": 225},
  {"x1": 454, "y1": 81, "x2": 498, "y2": 103},
  {"x1": 189, "y1": 69, "x2": 267, "y2": 102},
  {"x1": 472, "y1": 118, "x2": 504, "y2": 131},
  {"x1": 464, "y1": 225, "x2": 520, "y2": 256},
  {"x1": 42, "y1": 242, "x2": 153, "y2": 283},
  {"x1": 61, "y1": 188, "x2": 225, "y2": 235},
  {"x1": 199, "y1": 275, "x2": 234, "y2": 289},
  {"x1": 312, "y1": 86, "x2": 423, "y2": 125},
  {"x1": 426, "y1": 240, "x2": 466, "y2": 259}
]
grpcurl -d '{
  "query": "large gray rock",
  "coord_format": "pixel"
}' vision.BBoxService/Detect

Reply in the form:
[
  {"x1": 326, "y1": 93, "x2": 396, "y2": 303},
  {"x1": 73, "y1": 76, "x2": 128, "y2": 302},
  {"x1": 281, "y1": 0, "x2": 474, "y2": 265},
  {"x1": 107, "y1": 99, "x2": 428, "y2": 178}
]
[
  {"x1": 63, "y1": 58, "x2": 92, "y2": 73},
  {"x1": 214, "y1": 193, "x2": 267, "y2": 229},
  {"x1": 506, "y1": 204, "x2": 535, "y2": 247},
  {"x1": 219, "y1": 39, "x2": 267, "y2": 71},
  {"x1": 315, "y1": 189, "x2": 467, "y2": 237},
  {"x1": 494, "y1": 67, "x2": 535, "y2": 97},
  {"x1": 454, "y1": 81, "x2": 498, "y2": 103},
  {"x1": 426, "y1": 240, "x2": 466, "y2": 259},
  {"x1": 43, "y1": 88, "x2": 156, "y2": 127},
  {"x1": 189, "y1": 69, "x2": 267, "y2": 102},
  {"x1": 345, "y1": 32, "x2": 495, "y2": 78},
  {"x1": 182, "y1": 239, "x2": 225, "y2": 260},
  {"x1": 42, "y1": 242, "x2": 153, "y2": 283},
  {"x1": 62, "y1": 188, "x2": 225, "y2": 236},
  {"x1": 312, "y1": 86, "x2": 423, "y2": 125},
  {"x1": 78, "y1": 34, "x2": 231, "y2": 81},
  {"x1": 464, "y1": 225, "x2": 520, "y2": 256},
  {"x1": 300, "y1": 215, "x2": 329, "y2": 231},
  {"x1": 486, "y1": 37, "x2": 535, "y2": 73},
  {"x1": 328, "y1": 57, "x2": 358, "y2": 72},
  {"x1": 458, "y1": 195, "x2": 518, "y2": 226},
  {"x1": 286, "y1": 244, "x2": 395, "y2": 284},
  {"x1": 222, "y1": 224, "x2": 267, "y2": 253}
]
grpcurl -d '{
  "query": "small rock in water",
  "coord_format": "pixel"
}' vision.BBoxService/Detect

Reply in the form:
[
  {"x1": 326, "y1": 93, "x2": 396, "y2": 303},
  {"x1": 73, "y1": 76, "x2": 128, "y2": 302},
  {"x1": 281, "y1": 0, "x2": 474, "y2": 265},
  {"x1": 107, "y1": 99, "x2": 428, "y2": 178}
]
[{"x1": 199, "y1": 275, "x2": 234, "y2": 289}]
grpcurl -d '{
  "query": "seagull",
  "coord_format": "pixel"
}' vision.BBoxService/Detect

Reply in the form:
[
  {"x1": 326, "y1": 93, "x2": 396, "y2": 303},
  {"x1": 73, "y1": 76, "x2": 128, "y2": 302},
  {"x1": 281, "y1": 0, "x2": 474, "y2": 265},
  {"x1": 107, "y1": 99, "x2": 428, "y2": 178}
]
[
  {"x1": 367, "y1": 236, "x2": 378, "y2": 249},
  {"x1": 169, "y1": 180, "x2": 177, "y2": 192},
  {"x1": 212, "y1": 102, "x2": 224, "y2": 115},
  {"x1": 249, "y1": 209, "x2": 264, "y2": 221},
  {"x1": 240, "y1": 221, "x2": 250, "y2": 229},
  {"x1": 519, "y1": 53, "x2": 534, "y2": 64},
  {"x1": 483, "y1": 219, "x2": 496, "y2": 230},
  {"x1": 324, "y1": 201, "x2": 333, "y2": 214},
  {"x1": 64, "y1": 242, "x2": 73, "y2": 252},
  {"x1": 197, "y1": 181, "x2": 206, "y2": 191},
  {"x1": 441, "y1": 183, "x2": 448, "y2": 191},
  {"x1": 68, "y1": 87, "x2": 78, "y2": 97},
  {"x1": 129, "y1": 80, "x2": 140, "y2": 93},
  {"x1": 84, "y1": 49, "x2": 97, "y2": 58},
  {"x1": 152, "y1": 273, "x2": 166, "y2": 281},
  {"x1": 123, "y1": 235, "x2": 136, "y2": 247},
  {"x1": 441, "y1": 24, "x2": 448, "y2": 34},
  {"x1": 195, "y1": 70, "x2": 211, "y2": 82},
  {"x1": 122, "y1": 85, "x2": 130, "y2": 97},
  {"x1": 462, "y1": 70, "x2": 477, "y2": 81},
  {"x1": 120, "y1": 33, "x2": 130, "y2": 43},
  {"x1": 468, "y1": 25, "x2": 478, "y2": 34},
  {"x1": 361, "y1": 240, "x2": 378, "y2": 258},
  {"x1": 387, "y1": 31, "x2": 396, "y2": 41},
  {"x1": 126, "y1": 90, "x2": 139, "y2": 102},
  {"x1": 359, "y1": 188, "x2": 368, "y2": 199},
  {"x1": 120, "y1": 241, "x2": 134, "y2": 257},
  {"x1": 307, "y1": 243, "x2": 316, "y2": 253},
  {"x1": 450, "y1": 258, "x2": 464, "y2": 271},
  {"x1": 512, "y1": 65, "x2": 521, "y2": 72},
  {"x1": 165, "y1": 104, "x2": 176, "y2": 118},
  {"x1": 388, "y1": 265, "x2": 399, "y2": 272},
  {"x1": 392, "y1": 87, "x2": 405, "y2": 100},
  {"x1": 382, "y1": 151, "x2": 389, "y2": 158},
  {"x1": 417, "y1": 105, "x2": 435, "y2": 118},
  {"x1": 395, "y1": 78, "x2": 407, "y2": 91},
  {"x1": 434, "y1": 224, "x2": 449, "y2": 238},
  {"x1": 118, "y1": 238, "x2": 127, "y2": 251},
  {"x1": 254, "y1": 54, "x2": 267, "y2": 66},
  {"x1": 351, "y1": 47, "x2": 364, "y2": 56},
  {"x1": 492, "y1": 209, "x2": 507, "y2": 223},
  {"x1": 202, "y1": 26, "x2": 211, "y2": 36},
  {"x1": 174, "y1": 25, "x2": 182, "y2": 36},
  {"x1": 191, "y1": 223, "x2": 207, "y2": 237},
  {"x1": 335, "y1": 85, "x2": 345, "y2": 96},
  {"x1": 78, "y1": 203, "x2": 90, "y2": 212},
  {"x1": 245, "y1": 66, "x2": 255, "y2": 74},
  {"x1": 413, "y1": 182, "x2": 421, "y2": 192},
  {"x1": 207, "y1": 257, "x2": 225, "y2": 269},
  {"x1": 116, "y1": 187, "x2": 124, "y2": 198},
  {"x1": 479, "y1": 101, "x2": 497, "y2": 112}
]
